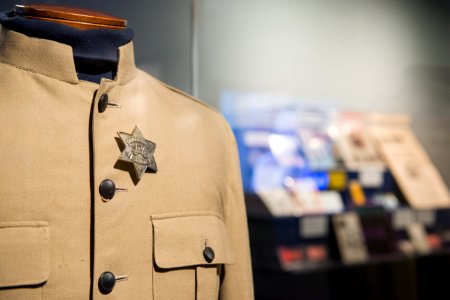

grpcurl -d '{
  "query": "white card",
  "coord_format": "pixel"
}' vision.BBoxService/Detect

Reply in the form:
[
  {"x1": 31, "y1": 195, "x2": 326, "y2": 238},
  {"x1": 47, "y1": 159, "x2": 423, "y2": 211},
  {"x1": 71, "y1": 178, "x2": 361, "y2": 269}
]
[
  {"x1": 392, "y1": 209, "x2": 415, "y2": 230},
  {"x1": 300, "y1": 216, "x2": 328, "y2": 238},
  {"x1": 318, "y1": 191, "x2": 345, "y2": 214},
  {"x1": 358, "y1": 169, "x2": 384, "y2": 188},
  {"x1": 257, "y1": 189, "x2": 297, "y2": 217}
]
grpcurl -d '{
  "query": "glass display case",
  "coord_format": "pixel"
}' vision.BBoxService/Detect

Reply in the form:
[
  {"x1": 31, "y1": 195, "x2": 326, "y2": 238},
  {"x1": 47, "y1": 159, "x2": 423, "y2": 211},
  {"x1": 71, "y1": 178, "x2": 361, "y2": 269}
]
[{"x1": 222, "y1": 91, "x2": 450, "y2": 299}]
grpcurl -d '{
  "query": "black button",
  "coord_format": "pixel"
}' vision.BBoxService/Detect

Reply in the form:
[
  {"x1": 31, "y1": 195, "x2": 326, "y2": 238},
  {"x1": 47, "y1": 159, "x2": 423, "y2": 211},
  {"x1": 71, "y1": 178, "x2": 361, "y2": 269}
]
[
  {"x1": 98, "y1": 271, "x2": 116, "y2": 294},
  {"x1": 203, "y1": 247, "x2": 215, "y2": 263},
  {"x1": 99, "y1": 179, "x2": 116, "y2": 200},
  {"x1": 98, "y1": 94, "x2": 109, "y2": 113}
]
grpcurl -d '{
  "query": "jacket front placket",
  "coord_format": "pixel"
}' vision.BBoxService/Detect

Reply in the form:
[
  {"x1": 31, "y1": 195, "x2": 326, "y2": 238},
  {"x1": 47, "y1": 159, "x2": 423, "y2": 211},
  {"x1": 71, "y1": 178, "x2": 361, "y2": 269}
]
[{"x1": 89, "y1": 79, "x2": 153, "y2": 299}]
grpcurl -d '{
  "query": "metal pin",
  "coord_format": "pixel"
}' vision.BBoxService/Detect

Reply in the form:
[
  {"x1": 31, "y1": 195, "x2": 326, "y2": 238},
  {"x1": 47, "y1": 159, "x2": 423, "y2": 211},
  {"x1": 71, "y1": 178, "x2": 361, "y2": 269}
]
[
  {"x1": 116, "y1": 187, "x2": 128, "y2": 192},
  {"x1": 107, "y1": 102, "x2": 121, "y2": 108},
  {"x1": 115, "y1": 275, "x2": 128, "y2": 282}
]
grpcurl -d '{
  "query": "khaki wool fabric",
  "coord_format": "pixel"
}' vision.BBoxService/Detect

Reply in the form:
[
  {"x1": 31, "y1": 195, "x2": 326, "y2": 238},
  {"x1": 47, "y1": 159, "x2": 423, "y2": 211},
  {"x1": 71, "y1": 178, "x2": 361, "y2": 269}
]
[{"x1": 0, "y1": 25, "x2": 254, "y2": 299}]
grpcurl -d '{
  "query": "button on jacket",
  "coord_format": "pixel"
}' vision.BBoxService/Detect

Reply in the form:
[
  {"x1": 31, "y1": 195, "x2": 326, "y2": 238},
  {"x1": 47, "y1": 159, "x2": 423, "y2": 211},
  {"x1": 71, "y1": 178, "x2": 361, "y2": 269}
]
[{"x1": 0, "y1": 26, "x2": 254, "y2": 299}]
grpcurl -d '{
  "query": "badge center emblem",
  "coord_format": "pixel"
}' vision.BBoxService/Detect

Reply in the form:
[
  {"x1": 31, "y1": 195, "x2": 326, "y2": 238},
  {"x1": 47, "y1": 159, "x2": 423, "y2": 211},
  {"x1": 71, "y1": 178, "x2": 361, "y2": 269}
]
[{"x1": 117, "y1": 126, "x2": 157, "y2": 182}]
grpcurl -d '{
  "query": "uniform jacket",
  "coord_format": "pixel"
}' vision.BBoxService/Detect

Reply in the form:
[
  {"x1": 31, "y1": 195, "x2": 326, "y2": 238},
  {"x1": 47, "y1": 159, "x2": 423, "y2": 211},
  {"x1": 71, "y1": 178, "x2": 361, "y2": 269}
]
[{"x1": 0, "y1": 25, "x2": 254, "y2": 299}]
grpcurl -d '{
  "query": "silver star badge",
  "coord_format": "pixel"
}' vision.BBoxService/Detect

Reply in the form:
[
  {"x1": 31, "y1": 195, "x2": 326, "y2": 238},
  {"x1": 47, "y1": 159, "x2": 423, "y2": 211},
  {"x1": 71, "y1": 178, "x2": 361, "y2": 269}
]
[{"x1": 117, "y1": 126, "x2": 157, "y2": 181}]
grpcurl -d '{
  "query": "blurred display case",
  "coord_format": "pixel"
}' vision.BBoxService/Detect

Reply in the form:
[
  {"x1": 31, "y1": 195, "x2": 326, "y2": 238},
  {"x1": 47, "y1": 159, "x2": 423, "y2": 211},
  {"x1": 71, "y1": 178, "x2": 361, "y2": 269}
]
[{"x1": 221, "y1": 91, "x2": 450, "y2": 300}]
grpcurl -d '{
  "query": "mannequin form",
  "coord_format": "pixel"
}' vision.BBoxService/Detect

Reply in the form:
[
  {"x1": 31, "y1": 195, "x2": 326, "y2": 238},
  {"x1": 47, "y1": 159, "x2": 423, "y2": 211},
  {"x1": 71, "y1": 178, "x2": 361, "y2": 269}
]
[
  {"x1": 14, "y1": 4, "x2": 127, "y2": 30},
  {"x1": 0, "y1": 4, "x2": 133, "y2": 83}
]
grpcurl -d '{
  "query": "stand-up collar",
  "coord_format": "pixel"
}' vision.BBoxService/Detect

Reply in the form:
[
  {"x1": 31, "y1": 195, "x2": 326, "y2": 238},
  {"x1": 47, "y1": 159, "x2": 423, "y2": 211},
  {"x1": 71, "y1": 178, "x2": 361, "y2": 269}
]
[{"x1": 0, "y1": 25, "x2": 137, "y2": 85}]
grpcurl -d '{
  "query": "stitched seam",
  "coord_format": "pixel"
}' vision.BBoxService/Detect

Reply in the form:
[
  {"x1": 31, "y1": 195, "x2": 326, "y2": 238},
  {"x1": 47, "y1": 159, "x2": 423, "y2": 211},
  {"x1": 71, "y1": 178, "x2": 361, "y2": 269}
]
[
  {"x1": 150, "y1": 211, "x2": 223, "y2": 221},
  {"x1": 0, "y1": 221, "x2": 49, "y2": 229},
  {"x1": 0, "y1": 276, "x2": 49, "y2": 287}
]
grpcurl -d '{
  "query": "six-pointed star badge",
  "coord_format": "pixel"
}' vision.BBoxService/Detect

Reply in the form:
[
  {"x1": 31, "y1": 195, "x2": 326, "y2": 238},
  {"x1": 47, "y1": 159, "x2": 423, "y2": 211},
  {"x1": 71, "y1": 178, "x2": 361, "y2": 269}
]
[{"x1": 117, "y1": 126, "x2": 157, "y2": 181}]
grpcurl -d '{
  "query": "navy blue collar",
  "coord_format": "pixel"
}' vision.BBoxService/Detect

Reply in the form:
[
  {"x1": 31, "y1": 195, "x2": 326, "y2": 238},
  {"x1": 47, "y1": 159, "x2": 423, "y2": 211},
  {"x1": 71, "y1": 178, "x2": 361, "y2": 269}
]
[{"x1": 0, "y1": 11, "x2": 134, "y2": 83}]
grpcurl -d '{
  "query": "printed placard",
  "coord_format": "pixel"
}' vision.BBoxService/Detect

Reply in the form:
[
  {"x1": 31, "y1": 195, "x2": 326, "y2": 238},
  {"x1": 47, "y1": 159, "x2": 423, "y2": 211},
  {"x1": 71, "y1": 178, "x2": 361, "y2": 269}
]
[
  {"x1": 335, "y1": 112, "x2": 384, "y2": 171},
  {"x1": 406, "y1": 223, "x2": 431, "y2": 254},
  {"x1": 370, "y1": 125, "x2": 450, "y2": 209},
  {"x1": 297, "y1": 127, "x2": 336, "y2": 170},
  {"x1": 332, "y1": 212, "x2": 369, "y2": 263},
  {"x1": 291, "y1": 181, "x2": 344, "y2": 215},
  {"x1": 257, "y1": 189, "x2": 298, "y2": 217}
]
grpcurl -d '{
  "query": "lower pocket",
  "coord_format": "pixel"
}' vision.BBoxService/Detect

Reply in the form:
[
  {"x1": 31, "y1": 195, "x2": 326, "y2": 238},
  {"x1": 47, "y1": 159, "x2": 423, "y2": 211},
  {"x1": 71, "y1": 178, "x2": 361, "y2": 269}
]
[
  {"x1": 0, "y1": 221, "x2": 50, "y2": 300},
  {"x1": 151, "y1": 212, "x2": 234, "y2": 300}
]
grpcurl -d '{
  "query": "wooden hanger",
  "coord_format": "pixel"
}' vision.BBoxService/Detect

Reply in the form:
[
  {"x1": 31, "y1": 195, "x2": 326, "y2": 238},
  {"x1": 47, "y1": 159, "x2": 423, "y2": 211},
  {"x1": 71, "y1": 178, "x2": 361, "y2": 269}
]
[{"x1": 14, "y1": 4, "x2": 127, "y2": 30}]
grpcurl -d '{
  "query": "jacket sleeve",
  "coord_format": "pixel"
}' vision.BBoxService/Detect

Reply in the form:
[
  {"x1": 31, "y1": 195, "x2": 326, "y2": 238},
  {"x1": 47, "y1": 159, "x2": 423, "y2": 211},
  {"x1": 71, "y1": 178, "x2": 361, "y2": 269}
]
[{"x1": 220, "y1": 123, "x2": 254, "y2": 300}]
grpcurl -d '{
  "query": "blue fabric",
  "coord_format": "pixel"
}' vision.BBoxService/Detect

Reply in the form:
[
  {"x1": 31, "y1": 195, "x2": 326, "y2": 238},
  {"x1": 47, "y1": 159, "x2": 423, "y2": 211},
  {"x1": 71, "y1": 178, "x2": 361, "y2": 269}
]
[{"x1": 0, "y1": 11, "x2": 134, "y2": 83}]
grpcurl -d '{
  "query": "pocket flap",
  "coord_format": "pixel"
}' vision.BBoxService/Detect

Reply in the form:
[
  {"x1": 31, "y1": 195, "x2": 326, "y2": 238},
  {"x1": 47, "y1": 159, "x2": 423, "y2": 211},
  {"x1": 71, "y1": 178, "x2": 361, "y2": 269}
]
[
  {"x1": 0, "y1": 221, "x2": 50, "y2": 288},
  {"x1": 152, "y1": 213, "x2": 234, "y2": 269}
]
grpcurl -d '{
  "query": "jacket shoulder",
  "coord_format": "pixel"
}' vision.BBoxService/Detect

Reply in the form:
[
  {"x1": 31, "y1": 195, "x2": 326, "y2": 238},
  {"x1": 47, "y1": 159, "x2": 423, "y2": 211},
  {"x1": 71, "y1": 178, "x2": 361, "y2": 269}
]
[
  {"x1": 161, "y1": 82, "x2": 219, "y2": 114},
  {"x1": 139, "y1": 70, "x2": 222, "y2": 116},
  {"x1": 134, "y1": 70, "x2": 230, "y2": 138}
]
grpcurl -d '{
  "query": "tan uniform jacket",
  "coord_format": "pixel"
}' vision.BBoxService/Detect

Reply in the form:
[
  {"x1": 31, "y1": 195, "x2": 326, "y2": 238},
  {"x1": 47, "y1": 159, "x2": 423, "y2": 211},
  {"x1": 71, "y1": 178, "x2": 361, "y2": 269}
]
[{"x1": 0, "y1": 26, "x2": 254, "y2": 299}]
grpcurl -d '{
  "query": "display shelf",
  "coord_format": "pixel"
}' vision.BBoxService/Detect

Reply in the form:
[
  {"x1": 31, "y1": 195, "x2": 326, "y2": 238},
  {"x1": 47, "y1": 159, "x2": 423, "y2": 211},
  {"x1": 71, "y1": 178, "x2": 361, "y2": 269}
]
[{"x1": 246, "y1": 194, "x2": 450, "y2": 299}]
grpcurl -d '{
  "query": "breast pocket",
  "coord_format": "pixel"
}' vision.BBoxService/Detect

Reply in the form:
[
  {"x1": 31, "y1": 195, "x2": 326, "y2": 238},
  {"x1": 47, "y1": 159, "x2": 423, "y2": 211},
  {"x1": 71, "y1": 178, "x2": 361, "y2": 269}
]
[
  {"x1": 0, "y1": 221, "x2": 50, "y2": 300},
  {"x1": 151, "y1": 212, "x2": 234, "y2": 300}
]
